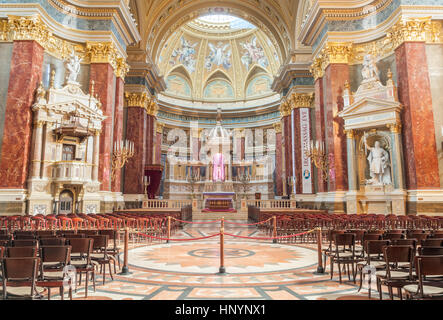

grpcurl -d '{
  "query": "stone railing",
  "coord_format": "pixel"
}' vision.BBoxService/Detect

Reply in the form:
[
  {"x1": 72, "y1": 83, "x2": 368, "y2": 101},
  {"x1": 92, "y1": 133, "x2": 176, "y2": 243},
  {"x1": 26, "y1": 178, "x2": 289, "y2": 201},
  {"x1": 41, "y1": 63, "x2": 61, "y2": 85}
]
[
  {"x1": 246, "y1": 199, "x2": 295, "y2": 209},
  {"x1": 53, "y1": 161, "x2": 92, "y2": 183},
  {"x1": 142, "y1": 199, "x2": 192, "y2": 210}
]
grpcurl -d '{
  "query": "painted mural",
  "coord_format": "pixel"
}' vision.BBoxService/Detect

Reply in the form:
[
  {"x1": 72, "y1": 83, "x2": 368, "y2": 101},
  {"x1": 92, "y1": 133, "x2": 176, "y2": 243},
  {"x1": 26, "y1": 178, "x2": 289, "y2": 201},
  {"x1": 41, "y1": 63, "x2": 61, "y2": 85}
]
[
  {"x1": 203, "y1": 80, "x2": 235, "y2": 99},
  {"x1": 169, "y1": 36, "x2": 199, "y2": 74},
  {"x1": 246, "y1": 75, "x2": 272, "y2": 97},
  {"x1": 166, "y1": 75, "x2": 192, "y2": 98},
  {"x1": 205, "y1": 42, "x2": 232, "y2": 71},
  {"x1": 239, "y1": 36, "x2": 269, "y2": 70}
]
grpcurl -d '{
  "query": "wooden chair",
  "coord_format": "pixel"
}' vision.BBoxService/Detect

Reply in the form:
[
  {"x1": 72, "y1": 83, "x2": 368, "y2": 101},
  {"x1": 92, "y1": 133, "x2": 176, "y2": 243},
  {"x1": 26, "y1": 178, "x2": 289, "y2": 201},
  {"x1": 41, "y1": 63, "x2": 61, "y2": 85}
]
[
  {"x1": 404, "y1": 256, "x2": 443, "y2": 300},
  {"x1": 6, "y1": 247, "x2": 38, "y2": 258},
  {"x1": 90, "y1": 235, "x2": 114, "y2": 285},
  {"x1": 421, "y1": 239, "x2": 443, "y2": 247},
  {"x1": 11, "y1": 240, "x2": 38, "y2": 248},
  {"x1": 1, "y1": 257, "x2": 42, "y2": 299},
  {"x1": 330, "y1": 233, "x2": 360, "y2": 283},
  {"x1": 99, "y1": 229, "x2": 120, "y2": 272},
  {"x1": 376, "y1": 245, "x2": 415, "y2": 300},
  {"x1": 39, "y1": 237, "x2": 67, "y2": 246},
  {"x1": 37, "y1": 246, "x2": 72, "y2": 300},
  {"x1": 67, "y1": 238, "x2": 96, "y2": 298},
  {"x1": 419, "y1": 247, "x2": 443, "y2": 256},
  {"x1": 383, "y1": 233, "x2": 405, "y2": 241}
]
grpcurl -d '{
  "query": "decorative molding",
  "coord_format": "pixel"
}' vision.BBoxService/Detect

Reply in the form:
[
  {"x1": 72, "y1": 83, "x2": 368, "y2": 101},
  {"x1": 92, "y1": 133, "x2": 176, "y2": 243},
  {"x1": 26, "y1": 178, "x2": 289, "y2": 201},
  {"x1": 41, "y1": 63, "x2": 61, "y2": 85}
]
[
  {"x1": 290, "y1": 93, "x2": 315, "y2": 109},
  {"x1": 387, "y1": 123, "x2": 402, "y2": 134},
  {"x1": 279, "y1": 101, "x2": 291, "y2": 118},
  {"x1": 115, "y1": 57, "x2": 130, "y2": 80},
  {"x1": 86, "y1": 41, "x2": 119, "y2": 70},
  {"x1": 273, "y1": 122, "x2": 282, "y2": 134},
  {"x1": 310, "y1": 42, "x2": 353, "y2": 80},
  {"x1": 124, "y1": 91, "x2": 157, "y2": 116},
  {"x1": 386, "y1": 16, "x2": 440, "y2": 49}
]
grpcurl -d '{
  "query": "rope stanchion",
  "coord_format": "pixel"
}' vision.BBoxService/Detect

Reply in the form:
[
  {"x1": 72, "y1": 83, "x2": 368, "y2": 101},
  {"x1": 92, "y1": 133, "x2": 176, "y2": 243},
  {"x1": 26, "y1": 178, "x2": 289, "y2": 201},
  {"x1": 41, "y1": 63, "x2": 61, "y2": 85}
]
[
  {"x1": 135, "y1": 232, "x2": 221, "y2": 242},
  {"x1": 224, "y1": 229, "x2": 316, "y2": 241},
  {"x1": 315, "y1": 227, "x2": 325, "y2": 274},
  {"x1": 172, "y1": 218, "x2": 222, "y2": 225},
  {"x1": 273, "y1": 216, "x2": 277, "y2": 244},
  {"x1": 224, "y1": 218, "x2": 272, "y2": 226},
  {"x1": 119, "y1": 227, "x2": 131, "y2": 275},
  {"x1": 219, "y1": 226, "x2": 225, "y2": 274},
  {"x1": 167, "y1": 216, "x2": 171, "y2": 244}
]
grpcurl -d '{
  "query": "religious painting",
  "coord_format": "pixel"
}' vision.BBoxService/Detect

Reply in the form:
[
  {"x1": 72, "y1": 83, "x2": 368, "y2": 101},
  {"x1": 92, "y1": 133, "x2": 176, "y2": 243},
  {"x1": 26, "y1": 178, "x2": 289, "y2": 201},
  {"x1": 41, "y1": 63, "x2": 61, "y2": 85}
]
[
  {"x1": 169, "y1": 36, "x2": 199, "y2": 74},
  {"x1": 246, "y1": 75, "x2": 272, "y2": 97},
  {"x1": 205, "y1": 42, "x2": 232, "y2": 71},
  {"x1": 239, "y1": 36, "x2": 269, "y2": 70},
  {"x1": 203, "y1": 80, "x2": 234, "y2": 99},
  {"x1": 166, "y1": 75, "x2": 192, "y2": 98}
]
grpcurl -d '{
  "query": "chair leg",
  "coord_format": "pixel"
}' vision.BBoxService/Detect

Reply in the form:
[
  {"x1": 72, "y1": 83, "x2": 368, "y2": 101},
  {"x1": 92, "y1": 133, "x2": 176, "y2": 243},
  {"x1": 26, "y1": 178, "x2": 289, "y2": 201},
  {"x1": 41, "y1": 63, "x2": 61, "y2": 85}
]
[
  {"x1": 388, "y1": 285, "x2": 393, "y2": 300},
  {"x1": 109, "y1": 262, "x2": 114, "y2": 280},
  {"x1": 85, "y1": 271, "x2": 89, "y2": 298},
  {"x1": 357, "y1": 268, "x2": 364, "y2": 292},
  {"x1": 338, "y1": 262, "x2": 342, "y2": 283},
  {"x1": 397, "y1": 287, "x2": 402, "y2": 300},
  {"x1": 103, "y1": 263, "x2": 106, "y2": 285},
  {"x1": 330, "y1": 258, "x2": 334, "y2": 280},
  {"x1": 48, "y1": 288, "x2": 51, "y2": 300},
  {"x1": 59, "y1": 287, "x2": 64, "y2": 300},
  {"x1": 377, "y1": 278, "x2": 382, "y2": 300}
]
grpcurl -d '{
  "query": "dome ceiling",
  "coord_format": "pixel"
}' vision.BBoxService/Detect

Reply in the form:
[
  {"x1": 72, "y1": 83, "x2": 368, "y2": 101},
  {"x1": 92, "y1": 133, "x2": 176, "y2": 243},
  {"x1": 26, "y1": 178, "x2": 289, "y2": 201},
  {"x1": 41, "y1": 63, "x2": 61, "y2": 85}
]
[{"x1": 157, "y1": 15, "x2": 282, "y2": 103}]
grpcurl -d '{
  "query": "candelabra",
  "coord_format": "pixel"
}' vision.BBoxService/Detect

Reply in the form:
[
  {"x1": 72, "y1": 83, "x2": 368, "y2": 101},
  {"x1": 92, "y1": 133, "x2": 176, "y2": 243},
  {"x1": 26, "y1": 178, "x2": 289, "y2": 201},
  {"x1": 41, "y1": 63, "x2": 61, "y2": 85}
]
[
  {"x1": 304, "y1": 140, "x2": 329, "y2": 182},
  {"x1": 187, "y1": 171, "x2": 199, "y2": 199},
  {"x1": 111, "y1": 140, "x2": 134, "y2": 182},
  {"x1": 287, "y1": 176, "x2": 296, "y2": 199},
  {"x1": 143, "y1": 176, "x2": 151, "y2": 199},
  {"x1": 238, "y1": 171, "x2": 250, "y2": 199}
]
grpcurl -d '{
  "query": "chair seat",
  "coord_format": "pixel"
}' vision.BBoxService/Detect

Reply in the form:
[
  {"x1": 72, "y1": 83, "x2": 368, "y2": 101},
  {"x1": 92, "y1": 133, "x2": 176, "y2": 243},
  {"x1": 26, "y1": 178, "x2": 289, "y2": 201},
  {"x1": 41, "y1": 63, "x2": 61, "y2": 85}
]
[
  {"x1": 376, "y1": 270, "x2": 415, "y2": 279},
  {"x1": 41, "y1": 270, "x2": 65, "y2": 280},
  {"x1": 336, "y1": 252, "x2": 355, "y2": 258},
  {"x1": 4, "y1": 286, "x2": 45, "y2": 298},
  {"x1": 403, "y1": 284, "x2": 443, "y2": 296},
  {"x1": 357, "y1": 260, "x2": 386, "y2": 268}
]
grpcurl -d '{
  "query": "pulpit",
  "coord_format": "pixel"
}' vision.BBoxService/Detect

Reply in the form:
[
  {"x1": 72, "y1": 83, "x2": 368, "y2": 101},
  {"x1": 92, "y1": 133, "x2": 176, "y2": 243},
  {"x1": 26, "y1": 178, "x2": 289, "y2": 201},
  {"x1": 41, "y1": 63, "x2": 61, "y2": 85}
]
[{"x1": 144, "y1": 164, "x2": 163, "y2": 199}]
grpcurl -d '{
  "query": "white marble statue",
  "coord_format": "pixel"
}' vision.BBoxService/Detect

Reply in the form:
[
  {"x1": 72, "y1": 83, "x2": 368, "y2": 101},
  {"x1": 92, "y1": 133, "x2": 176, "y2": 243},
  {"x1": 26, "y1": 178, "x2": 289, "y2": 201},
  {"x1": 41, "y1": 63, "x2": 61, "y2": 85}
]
[
  {"x1": 364, "y1": 135, "x2": 391, "y2": 185},
  {"x1": 361, "y1": 53, "x2": 379, "y2": 81},
  {"x1": 66, "y1": 50, "x2": 82, "y2": 84}
]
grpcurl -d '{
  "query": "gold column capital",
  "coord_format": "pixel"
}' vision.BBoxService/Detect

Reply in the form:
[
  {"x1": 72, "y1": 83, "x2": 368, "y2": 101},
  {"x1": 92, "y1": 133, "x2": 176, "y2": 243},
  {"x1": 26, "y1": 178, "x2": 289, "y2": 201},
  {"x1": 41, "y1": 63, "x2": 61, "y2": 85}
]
[
  {"x1": 387, "y1": 123, "x2": 402, "y2": 134},
  {"x1": 125, "y1": 91, "x2": 149, "y2": 108},
  {"x1": 86, "y1": 41, "x2": 118, "y2": 71},
  {"x1": 273, "y1": 122, "x2": 282, "y2": 134},
  {"x1": 115, "y1": 57, "x2": 129, "y2": 80},
  {"x1": 35, "y1": 120, "x2": 45, "y2": 128},
  {"x1": 280, "y1": 101, "x2": 291, "y2": 117},
  {"x1": 310, "y1": 42, "x2": 353, "y2": 80},
  {"x1": 290, "y1": 93, "x2": 315, "y2": 109},
  {"x1": 387, "y1": 16, "x2": 434, "y2": 49},
  {"x1": 94, "y1": 129, "x2": 101, "y2": 137},
  {"x1": 156, "y1": 122, "x2": 164, "y2": 134},
  {"x1": 344, "y1": 129, "x2": 356, "y2": 139}
]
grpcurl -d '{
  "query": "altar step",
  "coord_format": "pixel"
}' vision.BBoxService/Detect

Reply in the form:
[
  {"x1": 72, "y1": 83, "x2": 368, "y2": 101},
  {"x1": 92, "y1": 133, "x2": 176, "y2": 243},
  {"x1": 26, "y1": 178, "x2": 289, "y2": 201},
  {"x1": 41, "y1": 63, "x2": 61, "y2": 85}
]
[{"x1": 192, "y1": 210, "x2": 248, "y2": 221}]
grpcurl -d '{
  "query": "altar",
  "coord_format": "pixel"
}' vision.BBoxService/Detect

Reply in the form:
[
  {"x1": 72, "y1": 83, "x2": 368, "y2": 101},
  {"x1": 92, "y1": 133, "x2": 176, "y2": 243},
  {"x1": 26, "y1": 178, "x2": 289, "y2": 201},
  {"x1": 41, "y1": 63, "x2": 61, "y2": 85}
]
[{"x1": 202, "y1": 192, "x2": 236, "y2": 212}]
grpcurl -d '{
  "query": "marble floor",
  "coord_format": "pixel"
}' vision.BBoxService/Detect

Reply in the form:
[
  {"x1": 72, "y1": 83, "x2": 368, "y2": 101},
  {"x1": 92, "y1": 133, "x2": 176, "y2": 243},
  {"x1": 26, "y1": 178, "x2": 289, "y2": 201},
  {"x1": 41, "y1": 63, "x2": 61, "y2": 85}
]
[{"x1": 42, "y1": 221, "x2": 392, "y2": 300}]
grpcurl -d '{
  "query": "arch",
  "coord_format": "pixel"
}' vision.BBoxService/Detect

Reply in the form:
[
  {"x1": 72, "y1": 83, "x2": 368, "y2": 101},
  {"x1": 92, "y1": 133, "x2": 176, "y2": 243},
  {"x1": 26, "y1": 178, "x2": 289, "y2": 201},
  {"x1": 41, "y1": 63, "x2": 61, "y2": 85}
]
[
  {"x1": 244, "y1": 65, "x2": 269, "y2": 85},
  {"x1": 145, "y1": 2, "x2": 291, "y2": 67},
  {"x1": 165, "y1": 70, "x2": 193, "y2": 98},
  {"x1": 203, "y1": 79, "x2": 235, "y2": 100},
  {"x1": 245, "y1": 74, "x2": 273, "y2": 98},
  {"x1": 205, "y1": 69, "x2": 233, "y2": 86},
  {"x1": 169, "y1": 65, "x2": 193, "y2": 84}
]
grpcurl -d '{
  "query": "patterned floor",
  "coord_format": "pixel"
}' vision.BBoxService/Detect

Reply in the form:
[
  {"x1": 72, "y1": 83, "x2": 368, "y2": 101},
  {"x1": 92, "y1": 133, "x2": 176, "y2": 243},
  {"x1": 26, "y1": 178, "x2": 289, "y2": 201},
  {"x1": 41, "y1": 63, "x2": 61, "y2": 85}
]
[{"x1": 45, "y1": 221, "x2": 392, "y2": 300}]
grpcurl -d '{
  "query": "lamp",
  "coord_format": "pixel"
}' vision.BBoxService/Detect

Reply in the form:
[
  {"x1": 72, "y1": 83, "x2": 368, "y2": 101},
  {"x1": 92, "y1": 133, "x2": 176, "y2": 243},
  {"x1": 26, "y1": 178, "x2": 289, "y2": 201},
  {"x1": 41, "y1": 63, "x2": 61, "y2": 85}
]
[
  {"x1": 111, "y1": 140, "x2": 134, "y2": 182},
  {"x1": 304, "y1": 140, "x2": 329, "y2": 182}
]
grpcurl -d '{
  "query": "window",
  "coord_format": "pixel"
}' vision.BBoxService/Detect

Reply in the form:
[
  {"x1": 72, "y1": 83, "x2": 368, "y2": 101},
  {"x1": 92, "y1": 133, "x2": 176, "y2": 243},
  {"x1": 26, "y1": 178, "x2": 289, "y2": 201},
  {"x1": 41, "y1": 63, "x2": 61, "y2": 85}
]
[{"x1": 62, "y1": 144, "x2": 75, "y2": 161}]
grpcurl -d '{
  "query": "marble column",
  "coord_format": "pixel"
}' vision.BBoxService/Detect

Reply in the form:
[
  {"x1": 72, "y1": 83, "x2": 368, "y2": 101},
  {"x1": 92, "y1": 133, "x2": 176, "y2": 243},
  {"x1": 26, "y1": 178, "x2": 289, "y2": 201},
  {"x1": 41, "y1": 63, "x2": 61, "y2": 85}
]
[
  {"x1": 314, "y1": 77, "x2": 327, "y2": 192},
  {"x1": 155, "y1": 123, "x2": 163, "y2": 164},
  {"x1": 283, "y1": 115, "x2": 293, "y2": 193},
  {"x1": 292, "y1": 107, "x2": 302, "y2": 194},
  {"x1": 90, "y1": 63, "x2": 116, "y2": 192},
  {"x1": 124, "y1": 107, "x2": 147, "y2": 194},
  {"x1": 92, "y1": 130, "x2": 100, "y2": 182},
  {"x1": 111, "y1": 76, "x2": 124, "y2": 193},
  {"x1": 395, "y1": 42, "x2": 440, "y2": 189},
  {"x1": 324, "y1": 63, "x2": 349, "y2": 192},
  {"x1": 388, "y1": 124, "x2": 406, "y2": 190},
  {"x1": 32, "y1": 121, "x2": 44, "y2": 178},
  {"x1": 274, "y1": 123, "x2": 283, "y2": 196},
  {"x1": 145, "y1": 114, "x2": 155, "y2": 165},
  {"x1": 0, "y1": 40, "x2": 44, "y2": 188},
  {"x1": 346, "y1": 130, "x2": 358, "y2": 191}
]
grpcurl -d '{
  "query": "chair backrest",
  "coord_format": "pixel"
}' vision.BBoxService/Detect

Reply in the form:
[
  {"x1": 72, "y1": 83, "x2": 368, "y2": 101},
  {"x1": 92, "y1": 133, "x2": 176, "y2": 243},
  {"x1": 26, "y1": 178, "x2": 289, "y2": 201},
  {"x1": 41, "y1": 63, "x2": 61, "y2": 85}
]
[
  {"x1": 98, "y1": 229, "x2": 117, "y2": 248},
  {"x1": 415, "y1": 255, "x2": 443, "y2": 277},
  {"x1": 421, "y1": 239, "x2": 443, "y2": 247},
  {"x1": 62, "y1": 234, "x2": 85, "y2": 238},
  {"x1": 11, "y1": 239, "x2": 38, "y2": 247},
  {"x1": 14, "y1": 234, "x2": 37, "y2": 240},
  {"x1": 67, "y1": 238, "x2": 93, "y2": 257},
  {"x1": 0, "y1": 239, "x2": 10, "y2": 247},
  {"x1": 2, "y1": 257, "x2": 39, "y2": 281},
  {"x1": 39, "y1": 237, "x2": 67, "y2": 246},
  {"x1": 392, "y1": 239, "x2": 417, "y2": 249},
  {"x1": 36, "y1": 231, "x2": 55, "y2": 237},
  {"x1": 0, "y1": 235, "x2": 12, "y2": 241},
  {"x1": 78, "y1": 230, "x2": 98, "y2": 236},
  {"x1": 6, "y1": 246, "x2": 37, "y2": 258},
  {"x1": 383, "y1": 245, "x2": 414, "y2": 263},
  {"x1": 40, "y1": 246, "x2": 71, "y2": 265},
  {"x1": 90, "y1": 235, "x2": 108, "y2": 251},
  {"x1": 407, "y1": 233, "x2": 429, "y2": 241},
  {"x1": 365, "y1": 240, "x2": 391, "y2": 255},
  {"x1": 0, "y1": 246, "x2": 4, "y2": 258},
  {"x1": 419, "y1": 246, "x2": 443, "y2": 256},
  {"x1": 383, "y1": 233, "x2": 405, "y2": 240},
  {"x1": 334, "y1": 233, "x2": 355, "y2": 246},
  {"x1": 14, "y1": 231, "x2": 36, "y2": 238},
  {"x1": 431, "y1": 231, "x2": 443, "y2": 238},
  {"x1": 362, "y1": 234, "x2": 382, "y2": 245}
]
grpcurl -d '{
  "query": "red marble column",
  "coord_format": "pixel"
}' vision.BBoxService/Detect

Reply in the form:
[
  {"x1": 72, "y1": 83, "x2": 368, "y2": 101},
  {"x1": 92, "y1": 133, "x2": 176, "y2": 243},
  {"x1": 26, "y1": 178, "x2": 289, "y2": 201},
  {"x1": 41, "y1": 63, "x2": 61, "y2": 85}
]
[
  {"x1": 315, "y1": 77, "x2": 327, "y2": 192},
  {"x1": 111, "y1": 76, "x2": 124, "y2": 193},
  {"x1": 145, "y1": 114, "x2": 156, "y2": 165},
  {"x1": 324, "y1": 64, "x2": 349, "y2": 192},
  {"x1": 124, "y1": 107, "x2": 147, "y2": 194},
  {"x1": 283, "y1": 115, "x2": 293, "y2": 188},
  {"x1": 275, "y1": 130, "x2": 283, "y2": 196},
  {"x1": 0, "y1": 41, "x2": 44, "y2": 188},
  {"x1": 90, "y1": 63, "x2": 115, "y2": 192},
  {"x1": 155, "y1": 129, "x2": 162, "y2": 164},
  {"x1": 395, "y1": 42, "x2": 440, "y2": 189}
]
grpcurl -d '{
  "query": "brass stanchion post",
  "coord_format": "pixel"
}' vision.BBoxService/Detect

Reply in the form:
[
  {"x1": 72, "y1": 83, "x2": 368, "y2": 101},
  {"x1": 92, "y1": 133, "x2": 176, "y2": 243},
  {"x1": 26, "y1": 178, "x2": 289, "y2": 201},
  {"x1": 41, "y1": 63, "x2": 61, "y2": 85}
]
[
  {"x1": 273, "y1": 216, "x2": 277, "y2": 243},
  {"x1": 315, "y1": 227, "x2": 325, "y2": 274},
  {"x1": 167, "y1": 216, "x2": 171, "y2": 244},
  {"x1": 119, "y1": 227, "x2": 131, "y2": 275},
  {"x1": 219, "y1": 226, "x2": 226, "y2": 274}
]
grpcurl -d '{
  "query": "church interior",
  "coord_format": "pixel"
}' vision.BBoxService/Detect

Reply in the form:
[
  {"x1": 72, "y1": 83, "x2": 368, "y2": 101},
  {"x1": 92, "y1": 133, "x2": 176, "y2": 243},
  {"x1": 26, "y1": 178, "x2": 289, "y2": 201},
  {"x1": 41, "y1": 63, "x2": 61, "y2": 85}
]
[{"x1": 0, "y1": 0, "x2": 443, "y2": 302}]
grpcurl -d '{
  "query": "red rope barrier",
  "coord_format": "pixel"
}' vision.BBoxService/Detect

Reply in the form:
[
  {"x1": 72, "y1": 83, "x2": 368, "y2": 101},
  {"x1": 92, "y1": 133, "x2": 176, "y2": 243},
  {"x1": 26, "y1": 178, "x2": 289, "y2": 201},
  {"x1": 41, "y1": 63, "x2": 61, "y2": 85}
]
[
  {"x1": 135, "y1": 232, "x2": 221, "y2": 242},
  {"x1": 172, "y1": 218, "x2": 222, "y2": 225},
  {"x1": 224, "y1": 229, "x2": 316, "y2": 241},
  {"x1": 224, "y1": 218, "x2": 272, "y2": 226}
]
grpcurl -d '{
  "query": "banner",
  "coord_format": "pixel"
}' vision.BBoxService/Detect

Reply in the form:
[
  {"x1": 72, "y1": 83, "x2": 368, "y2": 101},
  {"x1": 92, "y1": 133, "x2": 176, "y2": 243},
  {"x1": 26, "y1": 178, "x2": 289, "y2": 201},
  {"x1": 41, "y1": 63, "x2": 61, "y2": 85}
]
[{"x1": 300, "y1": 108, "x2": 312, "y2": 193}]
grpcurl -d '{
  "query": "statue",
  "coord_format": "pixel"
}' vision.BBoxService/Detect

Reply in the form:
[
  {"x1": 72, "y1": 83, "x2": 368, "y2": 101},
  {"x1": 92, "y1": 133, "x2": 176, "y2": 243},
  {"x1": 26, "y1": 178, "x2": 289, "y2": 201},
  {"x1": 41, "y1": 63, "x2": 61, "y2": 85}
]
[
  {"x1": 361, "y1": 53, "x2": 379, "y2": 81},
  {"x1": 364, "y1": 135, "x2": 391, "y2": 185},
  {"x1": 212, "y1": 153, "x2": 225, "y2": 182},
  {"x1": 66, "y1": 50, "x2": 82, "y2": 84}
]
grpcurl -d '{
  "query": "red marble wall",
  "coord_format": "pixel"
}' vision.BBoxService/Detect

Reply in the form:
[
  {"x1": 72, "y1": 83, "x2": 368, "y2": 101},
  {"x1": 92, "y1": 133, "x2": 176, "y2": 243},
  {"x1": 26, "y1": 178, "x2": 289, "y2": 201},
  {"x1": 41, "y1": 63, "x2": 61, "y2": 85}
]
[
  {"x1": 155, "y1": 131, "x2": 162, "y2": 164},
  {"x1": 145, "y1": 114, "x2": 155, "y2": 165},
  {"x1": 314, "y1": 78, "x2": 327, "y2": 193},
  {"x1": 124, "y1": 107, "x2": 147, "y2": 194},
  {"x1": 90, "y1": 63, "x2": 115, "y2": 192},
  {"x1": 324, "y1": 64, "x2": 349, "y2": 192},
  {"x1": 395, "y1": 42, "x2": 440, "y2": 189},
  {"x1": 275, "y1": 131, "x2": 283, "y2": 196},
  {"x1": 0, "y1": 41, "x2": 44, "y2": 188},
  {"x1": 283, "y1": 115, "x2": 292, "y2": 192},
  {"x1": 111, "y1": 77, "x2": 124, "y2": 193}
]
